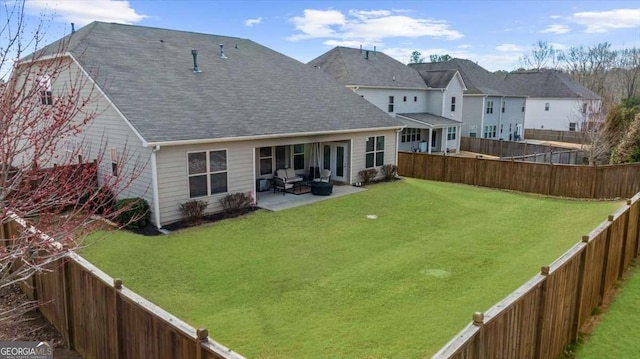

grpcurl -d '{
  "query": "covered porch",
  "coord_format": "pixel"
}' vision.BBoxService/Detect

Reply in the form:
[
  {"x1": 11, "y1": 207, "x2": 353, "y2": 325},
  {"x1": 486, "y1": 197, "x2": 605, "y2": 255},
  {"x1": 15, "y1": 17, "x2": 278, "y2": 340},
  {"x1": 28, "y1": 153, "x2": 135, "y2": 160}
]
[{"x1": 396, "y1": 113, "x2": 462, "y2": 154}]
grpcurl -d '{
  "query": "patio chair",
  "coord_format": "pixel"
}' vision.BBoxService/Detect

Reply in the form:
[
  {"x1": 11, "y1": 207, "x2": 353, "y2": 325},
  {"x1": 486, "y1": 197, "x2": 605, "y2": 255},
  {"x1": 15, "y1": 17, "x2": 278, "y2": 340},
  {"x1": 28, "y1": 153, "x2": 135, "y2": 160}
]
[
  {"x1": 313, "y1": 169, "x2": 331, "y2": 183},
  {"x1": 272, "y1": 176, "x2": 293, "y2": 195}
]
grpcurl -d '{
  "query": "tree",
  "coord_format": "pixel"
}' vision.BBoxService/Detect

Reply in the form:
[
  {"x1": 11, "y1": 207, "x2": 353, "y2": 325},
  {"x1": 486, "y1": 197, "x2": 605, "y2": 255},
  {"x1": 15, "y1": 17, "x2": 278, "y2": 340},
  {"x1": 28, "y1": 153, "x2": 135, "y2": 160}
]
[
  {"x1": 1, "y1": 1, "x2": 144, "y2": 319},
  {"x1": 409, "y1": 50, "x2": 424, "y2": 64},
  {"x1": 614, "y1": 48, "x2": 640, "y2": 100},
  {"x1": 429, "y1": 54, "x2": 451, "y2": 63},
  {"x1": 570, "y1": 99, "x2": 610, "y2": 165},
  {"x1": 520, "y1": 40, "x2": 560, "y2": 70},
  {"x1": 609, "y1": 99, "x2": 640, "y2": 164}
]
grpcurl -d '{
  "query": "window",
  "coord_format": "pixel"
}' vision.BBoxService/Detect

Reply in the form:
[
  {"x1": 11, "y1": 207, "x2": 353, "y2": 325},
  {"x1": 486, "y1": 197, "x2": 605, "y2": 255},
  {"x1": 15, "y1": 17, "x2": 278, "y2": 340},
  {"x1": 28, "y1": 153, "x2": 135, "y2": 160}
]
[
  {"x1": 293, "y1": 144, "x2": 305, "y2": 170},
  {"x1": 486, "y1": 101, "x2": 494, "y2": 114},
  {"x1": 188, "y1": 150, "x2": 228, "y2": 198},
  {"x1": 500, "y1": 124, "x2": 504, "y2": 134},
  {"x1": 259, "y1": 147, "x2": 273, "y2": 176},
  {"x1": 582, "y1": 103, "x2": 588, "y2": 114},
  {"x1": 414, "y1": 96, "x2": 418, "y2": 102},
  {"x1": 569, "y1": 122, "x2": 577, "y2": 131},
  {"x1": 388, "y1": 96, "x2": 394, "y2": 112},
  {"x1": 110, "y1": 148, "x2": 118, "y2": 177},
  {"x1": 522, "y1": 105, "x2": 525, "y2": 112},
  {"x1": 501, "y1": 101, "x2": 505, "y2": 113},
  {"x1": 469, "y1": 126, "x2": 477, "y2": 138},
  {"x1": 483, "y1": 125, "x2": 497, "y2": 138},
  {"x1": 451, "y1": 96, "x2": 456, "y2": 112},
  {"x1": 492, "y1": 125, "x2": 497, "y2": 138},
  {"x1": 483, "y1": 126, "x2": 489, "y2": 138},
  {"x1": 365, "y1": 136, "x2": 384, "y2": 168},
  {"x1": 401, "y1": 128, "x2": 421, "y2": 143},
  {"x1": 403, "y1": 96, "x2": 407, "y2": 102},
  {"x1": 447, "y1": 127, "x2": 457, "y2": 141},
  {"x1": 38, "y1": 76, "x2": 52, "y2": 105},
  {"x1": 545, "y1": 103, "x2": 550, "y2": 111}
]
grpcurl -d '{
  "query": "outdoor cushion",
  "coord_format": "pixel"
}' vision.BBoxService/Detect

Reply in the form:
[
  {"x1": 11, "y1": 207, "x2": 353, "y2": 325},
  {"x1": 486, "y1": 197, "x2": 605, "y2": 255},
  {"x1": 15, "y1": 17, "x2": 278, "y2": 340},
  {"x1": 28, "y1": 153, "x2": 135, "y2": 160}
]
[{"x1": 280, "y1": 168, "x2": 303, "y2": 183}]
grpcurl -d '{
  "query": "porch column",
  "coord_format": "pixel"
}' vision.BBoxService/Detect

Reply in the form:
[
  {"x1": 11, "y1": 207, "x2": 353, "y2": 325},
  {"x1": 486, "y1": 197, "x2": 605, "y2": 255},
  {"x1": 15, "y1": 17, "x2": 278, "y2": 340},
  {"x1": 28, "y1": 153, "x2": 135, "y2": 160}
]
[{"x1": 428, "y1": 128, "x2": 433, "y2": 154}]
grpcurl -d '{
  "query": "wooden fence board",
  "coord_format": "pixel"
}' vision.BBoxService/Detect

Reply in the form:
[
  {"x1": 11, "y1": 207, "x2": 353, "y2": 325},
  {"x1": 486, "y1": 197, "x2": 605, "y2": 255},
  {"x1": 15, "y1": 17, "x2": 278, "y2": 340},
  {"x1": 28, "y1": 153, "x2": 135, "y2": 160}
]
[
  {"x1": 579, "y1": 223, "x2": 610, "y2": 326},
  {"x1": 398, "y1": 152, "x2": 640, "y2": 199}
]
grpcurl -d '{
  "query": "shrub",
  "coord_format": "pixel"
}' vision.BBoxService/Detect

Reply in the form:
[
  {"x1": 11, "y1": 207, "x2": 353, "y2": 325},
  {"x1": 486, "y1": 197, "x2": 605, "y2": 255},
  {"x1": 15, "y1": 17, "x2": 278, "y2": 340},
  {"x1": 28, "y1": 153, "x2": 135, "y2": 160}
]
[
  {"x1": 358, "y1": 168, "x2": 378, "y2": 186},
  {"x1": 380, "y1": 164, "x2": 398, "y2": 181},
  {"x1": 220, "y1": 192, "x2": 253, "y2": 216},
  {"x1": 114, "y1": 197, "x2": 150, "y2": 229},
  {"x1": 179, "y1": 199, "x2": 209, "y2": 224}
]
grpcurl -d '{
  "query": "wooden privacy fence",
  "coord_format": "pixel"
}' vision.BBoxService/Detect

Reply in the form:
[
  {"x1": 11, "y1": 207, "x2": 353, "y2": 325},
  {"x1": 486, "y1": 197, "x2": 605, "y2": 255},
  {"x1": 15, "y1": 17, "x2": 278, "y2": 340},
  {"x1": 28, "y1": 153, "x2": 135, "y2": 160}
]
[
  {"x1": 1, "y1": 220, "x2": 245, "y2": 359},
  {"x1": 507, "y1": 150, "x2": 583, "y2": 165},
  {"x1": 525, "y1": 128, "x2": 588, "y2": 144},
  {"x1": 433, "y1": 192, "x2": 640, "y2": 359},
  {"x1": 461, "y1": 137, "x2": 585, "y2": 164},
  {"x1": 398, "y1": 152, "x2": 640, "y2": 199}
]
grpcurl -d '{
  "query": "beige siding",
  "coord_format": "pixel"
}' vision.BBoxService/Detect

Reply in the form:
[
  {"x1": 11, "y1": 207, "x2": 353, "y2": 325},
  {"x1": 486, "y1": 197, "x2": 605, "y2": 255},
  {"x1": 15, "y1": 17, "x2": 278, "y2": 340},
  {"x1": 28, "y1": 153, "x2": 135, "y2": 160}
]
[
  {"x1": 156, "y1": 129, "x2": 398, "y2": 225},
  {"x1": 14, "y1": 58, "x2": 153, "y2": 206}
]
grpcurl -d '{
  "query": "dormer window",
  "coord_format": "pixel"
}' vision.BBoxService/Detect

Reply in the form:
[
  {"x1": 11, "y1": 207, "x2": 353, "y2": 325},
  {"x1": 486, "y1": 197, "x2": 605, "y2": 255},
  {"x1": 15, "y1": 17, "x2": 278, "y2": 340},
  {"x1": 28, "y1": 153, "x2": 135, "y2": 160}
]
[
  {"x1": 451, "y1": 96, "x2": 456, "y2": 112},
  {"x1": 38, "y1": 76, "x2": 53, "y2": 105}
]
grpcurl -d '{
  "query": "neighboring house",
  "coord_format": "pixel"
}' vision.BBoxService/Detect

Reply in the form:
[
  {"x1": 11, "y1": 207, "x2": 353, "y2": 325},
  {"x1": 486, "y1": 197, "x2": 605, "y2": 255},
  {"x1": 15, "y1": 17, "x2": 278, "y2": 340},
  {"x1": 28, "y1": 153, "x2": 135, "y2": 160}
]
[
  {"x1": 503, "y1": 70, "x2": 601, "y2": 132},
  {"x1": 21, "y1": 22, "x2": 403, "y2": 227},
  {"x1": 410, "y1": 59, "x2": 527, "y2": 141},
  {"x1": 308, "y1": 47, "x2": 464, "y2": 154}
]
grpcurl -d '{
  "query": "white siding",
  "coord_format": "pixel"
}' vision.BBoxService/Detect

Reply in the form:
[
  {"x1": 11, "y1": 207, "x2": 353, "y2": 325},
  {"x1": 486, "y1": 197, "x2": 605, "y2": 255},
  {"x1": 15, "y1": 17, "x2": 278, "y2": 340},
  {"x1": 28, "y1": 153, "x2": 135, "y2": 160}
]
[
  {"x1": 442, "y1": 76, "x2": 465, "y2": 122},
  {"x1": 425, "y1": 90, "x2": 443, "y2": 116},
  {"x1": 525, "y1": 98, "x2": 592, "y2": 131},
  {"x1": 352, "y1": 88, "x2": 428, "y2": 114},
  {"x1": 155, "y1": 129, "x2": 398, "y2": 225}
]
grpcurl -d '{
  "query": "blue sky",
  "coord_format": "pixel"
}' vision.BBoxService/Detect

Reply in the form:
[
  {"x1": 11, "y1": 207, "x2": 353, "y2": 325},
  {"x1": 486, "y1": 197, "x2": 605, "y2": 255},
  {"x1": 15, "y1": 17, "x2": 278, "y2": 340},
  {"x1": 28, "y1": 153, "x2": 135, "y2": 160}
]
[{"x1": 18, "y1": 0, "x2": 640, "y2": 71}]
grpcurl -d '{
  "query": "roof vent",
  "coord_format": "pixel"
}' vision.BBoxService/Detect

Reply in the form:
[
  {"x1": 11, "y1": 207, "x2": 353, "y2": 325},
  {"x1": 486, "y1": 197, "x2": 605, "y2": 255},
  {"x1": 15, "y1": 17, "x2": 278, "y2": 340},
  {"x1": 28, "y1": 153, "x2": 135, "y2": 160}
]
[
  {"x1": 360, "y1": 45, "x2": 362, "y2": 53},
  {"x1": 191, "y1": 48, "x2": 201, "y2": 73},
  {"x1": 374, "y1": 46, "x2": 376, "y2": 55},
  {"x1": 71, "y1": 23, "x2": 75, "y2": 34},
  {"x1": 365, "y1": 50, "x2": 369, "y2": 60},
  {"x1": 219, "y1": 44, "x2": 227, "y2": 59},
  {"x1": 234, "y1": 43, "x2": 238, "y2": 49}
]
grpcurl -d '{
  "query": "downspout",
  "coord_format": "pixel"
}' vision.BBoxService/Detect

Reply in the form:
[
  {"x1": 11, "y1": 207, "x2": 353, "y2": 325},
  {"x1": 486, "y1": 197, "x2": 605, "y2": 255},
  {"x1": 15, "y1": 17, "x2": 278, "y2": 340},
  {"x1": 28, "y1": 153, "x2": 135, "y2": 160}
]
[
  {"x1": 150, "y1": 145, "x2": 161, "y2": 229},
  {"x1": 395, "y1": 128, "x2": 402, "y2": 167},
  {"x1": 498, "y1": 96, "x2": 504, "y2": 140},
  {"x1": 481, "y1": 96, "x2": 486, "y2": 138},
  {"x1": 252, "y1": 147, "x2": 257, "y2": 206}
]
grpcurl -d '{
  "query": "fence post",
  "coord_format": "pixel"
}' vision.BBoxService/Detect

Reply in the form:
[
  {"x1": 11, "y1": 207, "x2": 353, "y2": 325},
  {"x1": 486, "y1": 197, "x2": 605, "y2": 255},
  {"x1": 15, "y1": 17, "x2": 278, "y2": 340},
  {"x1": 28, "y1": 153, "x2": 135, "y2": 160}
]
[
  {"x1": 62, "y1": 260, "x2": 75, "y2": 350},
  {"x1": 598, "y1": 217, "x2": 613, "y2": 304},
  {"x1": 572, "y1": 236, "x2": 590, "y2": 342},
  {"x1": 472, "y1": 312, "x2": 484, "y2": 358},
  {"x1": 590, "y1": 165, "x2": 598, "y2": 199},
  {"x1": 442, "y1": 152, "x2": 448, "y2": 181},
  {"x1": 114, "y1": 279, "x2": 123, "y2": 359},
  {"x1": 196, "y1": 328, "x2": 209, "y2": 359},
  {"x1": 546, "y1": 164, "x2": 554, "y2": 196},
  {"x1": 534, "y1": 266, "x2": 550, "y2": 359},
  {"x1": 619, "y1": 202, "x2": 631, "y2": 278}
]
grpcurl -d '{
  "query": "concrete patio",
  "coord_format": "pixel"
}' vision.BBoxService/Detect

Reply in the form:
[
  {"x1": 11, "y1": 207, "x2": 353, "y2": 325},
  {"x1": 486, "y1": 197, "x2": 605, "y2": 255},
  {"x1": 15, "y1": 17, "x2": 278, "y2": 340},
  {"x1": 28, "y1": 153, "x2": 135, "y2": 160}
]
[{"x1": 256, "y1": 184, "x2": 366, "y2": 211}]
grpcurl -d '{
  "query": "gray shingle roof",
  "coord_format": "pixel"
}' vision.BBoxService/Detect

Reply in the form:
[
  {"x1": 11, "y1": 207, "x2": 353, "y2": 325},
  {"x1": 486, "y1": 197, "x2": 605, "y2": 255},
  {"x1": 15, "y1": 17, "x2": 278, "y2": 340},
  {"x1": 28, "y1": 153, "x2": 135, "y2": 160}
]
[
  {"x1": 397, "y1": 113, "x2": 462, "y2": 128},
  {"x1": 33, "y1": 22, "x2": 402, "y2": 143},
  {"x1": 308, "y1": 47, "x2": 428, "y2": 89},
  {"x1": 503, "y1": 71, "x2": 601, "y2": 99},
  {"x1": 410, "y1": 59, "x2": 521, "y2": 96},
  {"x1": 414, "y1": 69, "x2": 459, "y2": 89}
]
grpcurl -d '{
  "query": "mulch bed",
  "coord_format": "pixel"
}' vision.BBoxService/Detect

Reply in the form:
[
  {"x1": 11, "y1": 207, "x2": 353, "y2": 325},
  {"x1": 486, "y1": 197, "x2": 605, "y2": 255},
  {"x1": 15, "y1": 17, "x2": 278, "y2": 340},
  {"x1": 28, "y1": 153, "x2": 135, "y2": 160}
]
[
  {"x1": 128, "y1": 207, "x2": 259, "y2": 236},
  {"x1": 0, "y1": 284, "x2": 82, "y2": 359}
]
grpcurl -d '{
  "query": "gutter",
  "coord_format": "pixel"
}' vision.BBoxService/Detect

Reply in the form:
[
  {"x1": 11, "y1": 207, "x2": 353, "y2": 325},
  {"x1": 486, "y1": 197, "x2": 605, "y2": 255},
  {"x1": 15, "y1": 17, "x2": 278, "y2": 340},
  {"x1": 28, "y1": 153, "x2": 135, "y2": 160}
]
[{"x1": 143, "y1": 126, "x2": 404, "y2": 148}]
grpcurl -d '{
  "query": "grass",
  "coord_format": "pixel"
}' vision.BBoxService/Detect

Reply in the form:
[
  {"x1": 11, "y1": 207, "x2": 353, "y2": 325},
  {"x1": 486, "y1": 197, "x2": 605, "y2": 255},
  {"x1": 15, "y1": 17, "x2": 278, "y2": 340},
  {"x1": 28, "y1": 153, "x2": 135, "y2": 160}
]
[
  {"x1": 81, "y1": 178, "x2": 621, "y2": 358},
  {"x1": 573, "y1": 264, "x2": 640, "y2": 359}
]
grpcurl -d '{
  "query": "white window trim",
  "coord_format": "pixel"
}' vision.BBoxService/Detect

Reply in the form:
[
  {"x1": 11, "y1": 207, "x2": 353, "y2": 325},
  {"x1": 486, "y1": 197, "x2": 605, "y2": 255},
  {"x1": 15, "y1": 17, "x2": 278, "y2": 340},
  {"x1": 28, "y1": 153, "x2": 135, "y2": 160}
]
[{"x1": 186, "y1": 148, "x2": 229, "y2": 199}]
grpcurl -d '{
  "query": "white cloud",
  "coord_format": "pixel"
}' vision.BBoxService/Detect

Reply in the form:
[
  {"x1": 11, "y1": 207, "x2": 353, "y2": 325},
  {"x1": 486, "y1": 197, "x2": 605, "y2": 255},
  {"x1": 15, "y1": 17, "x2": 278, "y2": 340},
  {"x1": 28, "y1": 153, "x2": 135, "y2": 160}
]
[
  {"x1": 496, "y1": 43, "x2": 524, "y2": 52},
  {"x1": 323, "y1": 39, "x2": 371, "y2": 48},
  {"x1": 381, "y1": 46, "x2": 521, "y2": 71},
  {"x1": 457, "y1": 44, "x2": 472, "y2": 49},
  {"x1": 571, "y1": 8, "x2": 640, "y2": 33},
  {"x1": 540, "y1": 24, "x2": 570, "y2": 34},
  {"x1": 25, "y1": 0, "x2": 147, "y2": 26},
  {"x1": 245, "y1": 17, "x2": 262, "y2": 27},
  {"x1": 288, "y1": 8, "x2": 463, "y2": 43}
]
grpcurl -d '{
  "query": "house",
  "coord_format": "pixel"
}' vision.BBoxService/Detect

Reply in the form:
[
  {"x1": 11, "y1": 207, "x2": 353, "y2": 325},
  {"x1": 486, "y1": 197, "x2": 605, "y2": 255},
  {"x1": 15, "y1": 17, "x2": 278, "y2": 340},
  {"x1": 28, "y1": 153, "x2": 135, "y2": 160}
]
[
  {"x1": 503, "y1": 70, "x2": 601, "y2": 132},
  {"x1": 21, "y1": 22, "x2": 403, "y2": 227},
  {"x1": 308, "y1": 47, "x2": 464, "y2": 154},
  {"x1": 410, "y1": 59, "x2": 527, "y2": 141}
]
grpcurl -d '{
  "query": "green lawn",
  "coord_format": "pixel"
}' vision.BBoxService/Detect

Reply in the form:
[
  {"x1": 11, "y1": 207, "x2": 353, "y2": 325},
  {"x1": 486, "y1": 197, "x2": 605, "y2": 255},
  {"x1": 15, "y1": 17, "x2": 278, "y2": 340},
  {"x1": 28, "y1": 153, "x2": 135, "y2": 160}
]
[
  {"x1": 81, "y1": 179, "x2": 621, "y2": 358},
  {"x1": 574, "y1": 264, "x2": 640, "y2": 359}
]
